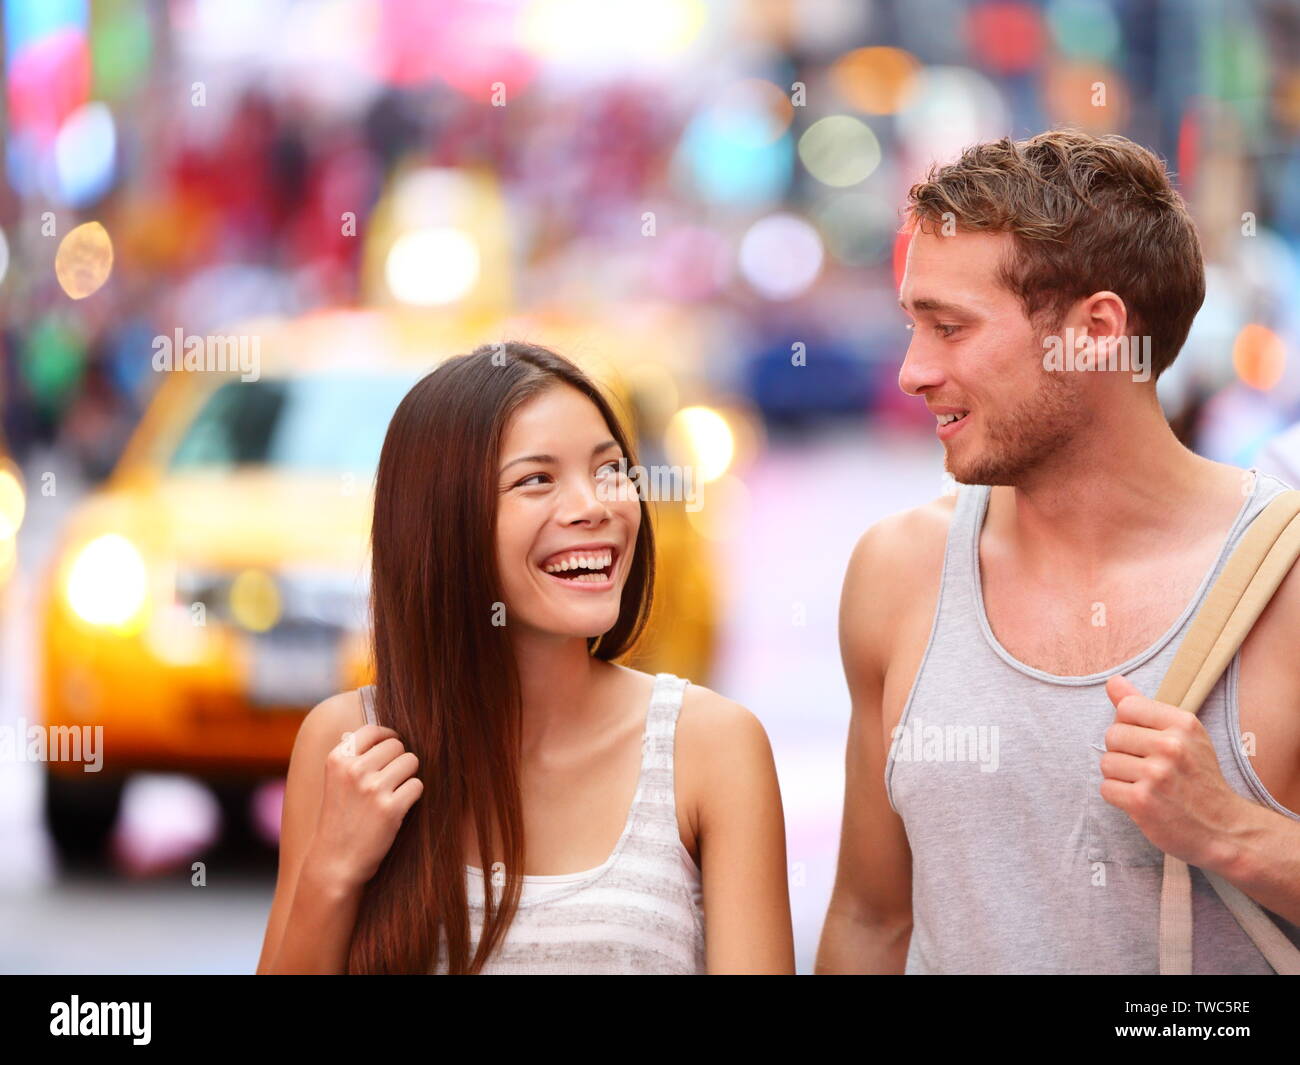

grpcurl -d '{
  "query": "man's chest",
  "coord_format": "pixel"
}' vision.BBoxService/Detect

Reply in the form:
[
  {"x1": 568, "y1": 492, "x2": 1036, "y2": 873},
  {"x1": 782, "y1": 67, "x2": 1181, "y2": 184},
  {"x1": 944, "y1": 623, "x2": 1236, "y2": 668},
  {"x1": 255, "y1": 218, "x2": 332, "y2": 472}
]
[
  {"x1": 980, "y1": 565, "x2": 1201, "y2": 678},
  {"x1": 978, "y1": 555, "x2": 1300, "y2": 818}
]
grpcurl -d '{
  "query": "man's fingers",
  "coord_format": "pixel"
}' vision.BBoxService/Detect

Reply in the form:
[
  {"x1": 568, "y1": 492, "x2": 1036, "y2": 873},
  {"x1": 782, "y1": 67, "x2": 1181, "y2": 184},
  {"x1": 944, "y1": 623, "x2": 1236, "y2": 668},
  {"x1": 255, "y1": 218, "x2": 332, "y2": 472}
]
[
  {"x1": 1110, "y1": 692, "x2": 1184, "y2": 729},
  {"x1": 1099, "y1": 750, "x2": 1145, "y2": 783},
  {"x1": 1102, "y1": 721, "x2": 1162, "y2": 756},
  {"x1": 1105, "y1": 672, "x2": 1142, "y2": 709}
]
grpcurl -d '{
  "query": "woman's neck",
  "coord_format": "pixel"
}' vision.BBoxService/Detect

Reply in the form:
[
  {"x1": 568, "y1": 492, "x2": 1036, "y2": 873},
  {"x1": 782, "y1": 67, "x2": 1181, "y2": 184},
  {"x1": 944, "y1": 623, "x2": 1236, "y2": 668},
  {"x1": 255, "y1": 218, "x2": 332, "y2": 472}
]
[{"x1": 509, "y1": 631, "x2": 611, "y2": 753}]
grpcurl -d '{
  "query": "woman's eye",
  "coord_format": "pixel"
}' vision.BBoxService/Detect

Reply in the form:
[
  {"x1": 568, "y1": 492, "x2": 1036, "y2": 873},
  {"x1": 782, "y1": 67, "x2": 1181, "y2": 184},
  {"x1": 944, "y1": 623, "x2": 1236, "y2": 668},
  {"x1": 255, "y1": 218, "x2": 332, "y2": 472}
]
[
  {"x1": 515, "y1": 472, "x2": 551, "y2": 488},
  {"x1": 596, "y1": 460, "x2": 625, "y2": 478}
]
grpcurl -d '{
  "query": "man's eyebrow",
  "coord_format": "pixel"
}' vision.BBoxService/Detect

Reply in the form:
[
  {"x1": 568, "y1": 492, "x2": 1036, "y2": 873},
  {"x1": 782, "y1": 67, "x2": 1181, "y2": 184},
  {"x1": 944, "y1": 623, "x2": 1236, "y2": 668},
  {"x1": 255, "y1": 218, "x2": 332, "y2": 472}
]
[
  {"x1": 898, "y1": 297, "x2": 975, "y2": 315},
  {"x1": 500, "y1": 439, "x2": 619, "y2": 473}
]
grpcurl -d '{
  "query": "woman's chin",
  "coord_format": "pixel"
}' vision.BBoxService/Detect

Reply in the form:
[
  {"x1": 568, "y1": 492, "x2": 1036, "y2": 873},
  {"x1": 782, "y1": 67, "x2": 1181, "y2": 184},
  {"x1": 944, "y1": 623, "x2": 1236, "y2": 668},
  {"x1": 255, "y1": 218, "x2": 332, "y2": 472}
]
[{"x1": 525, "y1": 606, "x2": 622, "y2": 642}]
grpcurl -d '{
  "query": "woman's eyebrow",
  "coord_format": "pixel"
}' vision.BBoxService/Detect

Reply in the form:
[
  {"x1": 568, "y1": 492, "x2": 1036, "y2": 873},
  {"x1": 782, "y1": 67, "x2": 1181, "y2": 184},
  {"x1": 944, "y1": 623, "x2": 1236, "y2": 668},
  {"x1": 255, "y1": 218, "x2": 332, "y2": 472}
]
[{"x1": 500, "y1": 439, "x2": 619, "y2": 473}]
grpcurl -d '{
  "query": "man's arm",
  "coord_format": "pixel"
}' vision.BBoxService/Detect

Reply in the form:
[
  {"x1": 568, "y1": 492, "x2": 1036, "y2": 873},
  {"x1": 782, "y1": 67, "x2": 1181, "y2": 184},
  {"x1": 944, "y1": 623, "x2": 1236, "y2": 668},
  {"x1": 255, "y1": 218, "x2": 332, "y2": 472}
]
[
  {"x1": 1210, "y1": 804, "x2": 1300, "y2": 926},
  {"x1": 816, "y1": 521, "x2": 916, "y2": 974}
]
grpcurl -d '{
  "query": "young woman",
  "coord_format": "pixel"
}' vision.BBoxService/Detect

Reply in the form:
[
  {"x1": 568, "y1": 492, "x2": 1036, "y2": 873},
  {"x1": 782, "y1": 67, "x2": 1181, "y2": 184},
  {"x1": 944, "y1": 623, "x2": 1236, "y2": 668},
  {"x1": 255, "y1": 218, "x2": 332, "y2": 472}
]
[{"x1": 257, "y1": 341, "x2": 794, "y2": 974}]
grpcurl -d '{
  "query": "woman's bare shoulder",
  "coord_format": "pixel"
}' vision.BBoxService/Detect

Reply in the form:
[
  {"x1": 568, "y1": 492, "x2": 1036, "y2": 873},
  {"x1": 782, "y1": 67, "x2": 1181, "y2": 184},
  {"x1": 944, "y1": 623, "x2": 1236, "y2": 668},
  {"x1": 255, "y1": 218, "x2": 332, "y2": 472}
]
[
  {"x1": 606, "y1": 661, "x2": 768, "y2": 748},
  {"x1": 676, "y1": 682, "x2": 767, "y2": 749},
  {"x1": 295, "y1": 689, "x2": 369, "y2": 756},
  {"x1": 675, "y1": 682, "x2": 775, "y2": 804}
]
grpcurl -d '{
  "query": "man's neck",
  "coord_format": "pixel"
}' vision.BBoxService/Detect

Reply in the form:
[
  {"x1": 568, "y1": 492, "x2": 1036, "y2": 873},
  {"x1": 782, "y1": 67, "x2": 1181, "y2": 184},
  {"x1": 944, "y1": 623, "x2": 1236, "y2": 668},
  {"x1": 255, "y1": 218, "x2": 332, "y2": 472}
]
[{"x1": 988, "y1": 399, "x2": 1247, "y2": 576}]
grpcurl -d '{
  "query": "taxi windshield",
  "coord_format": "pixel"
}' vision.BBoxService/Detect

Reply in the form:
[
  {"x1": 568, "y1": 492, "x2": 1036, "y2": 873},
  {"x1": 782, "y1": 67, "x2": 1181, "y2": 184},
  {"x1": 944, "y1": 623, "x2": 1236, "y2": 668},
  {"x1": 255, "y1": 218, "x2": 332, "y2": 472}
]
[{"x1": 168, "y1": 372, "x2": 420, "y2": 474}]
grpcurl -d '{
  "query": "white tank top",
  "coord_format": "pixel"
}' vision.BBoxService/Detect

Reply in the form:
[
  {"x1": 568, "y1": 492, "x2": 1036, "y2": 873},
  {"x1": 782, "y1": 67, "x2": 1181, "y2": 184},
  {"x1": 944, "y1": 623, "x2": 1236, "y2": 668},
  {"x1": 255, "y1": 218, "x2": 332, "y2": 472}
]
[{"x1": 357, "y1": 672, "x2": 707, "y2": 974}]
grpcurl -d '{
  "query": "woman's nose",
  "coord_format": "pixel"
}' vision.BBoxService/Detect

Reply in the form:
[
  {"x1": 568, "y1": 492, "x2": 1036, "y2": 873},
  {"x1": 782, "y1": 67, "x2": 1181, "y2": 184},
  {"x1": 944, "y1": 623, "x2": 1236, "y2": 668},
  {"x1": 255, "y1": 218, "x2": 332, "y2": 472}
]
[{"x1": 558, "y1": 477, "x2": 610, "y2": 525}]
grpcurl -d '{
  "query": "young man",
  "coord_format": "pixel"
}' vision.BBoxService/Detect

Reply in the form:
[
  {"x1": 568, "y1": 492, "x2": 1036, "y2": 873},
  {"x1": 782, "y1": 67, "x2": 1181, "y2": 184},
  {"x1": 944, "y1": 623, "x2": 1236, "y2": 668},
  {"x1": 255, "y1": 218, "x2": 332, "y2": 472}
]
[{"x1": 816, "y1": 129, "x2": 1300, "y2": 974}]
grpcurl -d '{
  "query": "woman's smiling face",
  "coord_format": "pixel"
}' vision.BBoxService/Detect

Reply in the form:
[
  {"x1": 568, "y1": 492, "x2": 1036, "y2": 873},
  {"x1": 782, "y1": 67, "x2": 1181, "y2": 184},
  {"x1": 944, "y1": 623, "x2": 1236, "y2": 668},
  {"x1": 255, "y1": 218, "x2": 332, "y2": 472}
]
[{"x1": 495, "y1": 383, "x2": 641, "y2": 640}]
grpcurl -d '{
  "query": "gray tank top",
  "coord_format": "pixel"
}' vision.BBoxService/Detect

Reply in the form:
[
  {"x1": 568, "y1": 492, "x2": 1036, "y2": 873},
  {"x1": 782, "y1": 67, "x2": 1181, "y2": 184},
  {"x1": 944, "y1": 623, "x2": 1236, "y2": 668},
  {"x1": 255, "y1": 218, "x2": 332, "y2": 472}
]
[
  {"x1": 358, "y1": 672, "x2": 706, "y2": 974},
  {"x1": 887, "y1": 470, "x2": 1300, "y2": 974}
]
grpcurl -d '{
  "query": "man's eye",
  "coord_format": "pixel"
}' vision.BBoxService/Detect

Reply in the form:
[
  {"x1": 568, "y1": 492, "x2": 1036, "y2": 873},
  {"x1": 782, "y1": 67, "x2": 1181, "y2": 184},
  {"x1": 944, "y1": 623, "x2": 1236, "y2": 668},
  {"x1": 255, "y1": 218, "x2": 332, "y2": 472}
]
[{"x1": 936, "y1": 324, "x2": 959, "y2": 338}]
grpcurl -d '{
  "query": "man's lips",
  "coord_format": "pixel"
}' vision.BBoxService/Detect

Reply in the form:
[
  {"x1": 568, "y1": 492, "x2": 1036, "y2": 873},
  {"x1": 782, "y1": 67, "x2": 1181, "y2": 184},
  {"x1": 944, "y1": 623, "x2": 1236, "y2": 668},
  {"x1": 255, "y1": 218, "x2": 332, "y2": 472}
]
[{"x1": 932, "y1": 407, "x2": 971, "y2": 440}]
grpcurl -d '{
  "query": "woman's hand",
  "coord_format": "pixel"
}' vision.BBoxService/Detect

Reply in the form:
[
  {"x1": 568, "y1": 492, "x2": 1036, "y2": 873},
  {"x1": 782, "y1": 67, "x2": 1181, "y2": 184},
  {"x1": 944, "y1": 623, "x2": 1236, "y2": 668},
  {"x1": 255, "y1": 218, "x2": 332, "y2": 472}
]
[{"x1": 303, "y1": 723, "x2": 424, "y2": 890}]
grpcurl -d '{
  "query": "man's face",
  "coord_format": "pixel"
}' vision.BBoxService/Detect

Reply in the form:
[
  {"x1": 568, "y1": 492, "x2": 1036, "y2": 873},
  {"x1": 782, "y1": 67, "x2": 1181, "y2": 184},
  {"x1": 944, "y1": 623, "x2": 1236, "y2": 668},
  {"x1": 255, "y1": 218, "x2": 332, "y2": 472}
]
[{"x1": 897, "y1": 226, "x2": 1087, "y2": 486}]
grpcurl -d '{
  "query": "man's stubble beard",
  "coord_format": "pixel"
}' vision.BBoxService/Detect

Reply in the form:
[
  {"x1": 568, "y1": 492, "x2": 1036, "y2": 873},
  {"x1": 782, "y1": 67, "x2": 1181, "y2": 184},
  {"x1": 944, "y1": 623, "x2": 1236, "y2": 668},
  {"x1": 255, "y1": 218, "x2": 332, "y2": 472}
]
[{"x1": 946, "y1": 367, "x2": 1089, "y2": 486}]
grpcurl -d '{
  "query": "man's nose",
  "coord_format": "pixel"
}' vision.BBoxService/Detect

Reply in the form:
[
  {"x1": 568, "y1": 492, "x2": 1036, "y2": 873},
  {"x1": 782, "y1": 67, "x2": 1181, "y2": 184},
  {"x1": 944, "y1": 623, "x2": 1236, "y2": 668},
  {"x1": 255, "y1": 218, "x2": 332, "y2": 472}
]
[{"x1": 898, "y1": 337, "x2": 945, "y2": 397}]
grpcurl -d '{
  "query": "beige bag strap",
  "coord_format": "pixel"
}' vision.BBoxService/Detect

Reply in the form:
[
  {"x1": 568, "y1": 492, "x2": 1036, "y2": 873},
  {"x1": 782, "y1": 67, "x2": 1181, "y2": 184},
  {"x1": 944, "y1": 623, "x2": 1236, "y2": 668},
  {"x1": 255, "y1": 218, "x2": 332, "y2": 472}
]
[{"x1": 1152, "y1": 485, "x2": 1300, "y2": 975}]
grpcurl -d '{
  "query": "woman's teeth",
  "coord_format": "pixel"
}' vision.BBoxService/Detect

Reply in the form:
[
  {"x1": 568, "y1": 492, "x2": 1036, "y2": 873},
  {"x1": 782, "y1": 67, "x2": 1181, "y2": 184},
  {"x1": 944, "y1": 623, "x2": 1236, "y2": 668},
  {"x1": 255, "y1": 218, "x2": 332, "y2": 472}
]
[{"x1": 542, "y1": 550, "x2": 613, "y2": 579}]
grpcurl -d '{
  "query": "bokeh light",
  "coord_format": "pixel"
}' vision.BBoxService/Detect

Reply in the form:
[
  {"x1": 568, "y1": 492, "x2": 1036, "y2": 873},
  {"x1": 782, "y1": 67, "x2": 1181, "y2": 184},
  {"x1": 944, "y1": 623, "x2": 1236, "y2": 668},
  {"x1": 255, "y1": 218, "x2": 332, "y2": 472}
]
[
  {"x1": 738, "y1": 214, "x2": 824, "y2": 300},
  {"x1": 0, "y1": 462, "x2": 26, "y2": 540},
  {"x1": 520, "y1": 0, "x2": 707, "y2": 70},
  {"x1": 66, "y1": 533, "x2": 147, "y2": 628},
  {"x1": 53, "y1": 100, "x2": 116, "y2": 205},
  {"x1": 54, "y1": 219, "x2": 114, "y2": 298},
  {"x1": 665, "y1": 406, "x2": 735, "y2": 483},
  {"x1": 1232, "y1": 323, "x2": 1286, "y2": 391},
  {"x1": 385, "y1": 227, "x2": 481, "y2": 306},
  {"x1": 1046, "y1": 0, "x2": 1120, "y2": 62},
  {"x1": 966, "y1": 1, "x2": 1045, "y2": 76},
  {"x1": 228, "y1": 569, "x2": 282, "y2": 633},
  {"x1": 829, "y1": 47, "x2": 921, "y2": 114},
  {"x1": 676, "y1": 94, "x2": 794, "y2": 206},
  {"x1": 1043, "y1": 61, "x2": 1129, "y2": 130},
  {"x1": 798, "y1": 115, "x2": 882, "y2": 187}
]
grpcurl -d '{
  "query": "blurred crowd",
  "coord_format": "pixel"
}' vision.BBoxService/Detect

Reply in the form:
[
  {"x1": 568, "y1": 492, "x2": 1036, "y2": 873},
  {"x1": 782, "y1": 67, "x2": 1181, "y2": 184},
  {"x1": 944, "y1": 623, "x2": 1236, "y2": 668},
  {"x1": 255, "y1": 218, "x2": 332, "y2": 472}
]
[{"x1": 3, "y1": 0, "x2": 1300, "y2": 482}]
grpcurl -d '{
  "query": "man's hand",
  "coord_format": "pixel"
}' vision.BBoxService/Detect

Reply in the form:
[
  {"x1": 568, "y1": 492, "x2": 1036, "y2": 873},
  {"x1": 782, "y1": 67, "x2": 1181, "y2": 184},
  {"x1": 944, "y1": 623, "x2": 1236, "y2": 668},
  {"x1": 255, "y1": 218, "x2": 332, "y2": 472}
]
[{"x1": 1099, "y1": 673, "x2": 1254, "y2": 871}]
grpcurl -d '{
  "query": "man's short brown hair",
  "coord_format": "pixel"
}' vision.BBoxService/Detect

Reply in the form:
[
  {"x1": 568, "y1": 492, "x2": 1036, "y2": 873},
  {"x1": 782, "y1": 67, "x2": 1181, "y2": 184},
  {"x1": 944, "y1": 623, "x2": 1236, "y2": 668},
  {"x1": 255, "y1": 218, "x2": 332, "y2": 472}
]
[{"x1": 905, "y1": 128, "x2": 1205, "y2": 379}]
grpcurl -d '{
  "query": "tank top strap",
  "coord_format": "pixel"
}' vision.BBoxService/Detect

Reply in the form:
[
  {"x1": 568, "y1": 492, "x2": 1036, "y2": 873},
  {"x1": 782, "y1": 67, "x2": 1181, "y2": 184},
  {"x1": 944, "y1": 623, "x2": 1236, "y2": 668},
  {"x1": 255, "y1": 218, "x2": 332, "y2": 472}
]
[
  {"x1": 944, "y1": 482, "x2": 992, "y2": 579},
  {"x1": 358, "y1": 684, "x2": 376, "y2": 726},
  {"x1": 633, "y1": 672, "x2": 690, "y2": 820}
]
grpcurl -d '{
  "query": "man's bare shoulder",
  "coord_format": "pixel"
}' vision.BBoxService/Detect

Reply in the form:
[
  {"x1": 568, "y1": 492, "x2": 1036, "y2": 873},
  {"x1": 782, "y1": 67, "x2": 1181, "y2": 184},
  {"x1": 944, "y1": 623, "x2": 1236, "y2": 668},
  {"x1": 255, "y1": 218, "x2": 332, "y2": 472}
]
[
  {"x1": 840, "y1": 493, "x2": 959, "y2": 679},
  {"x1": 846, "y1": 493, "x2": 958, "y2": 587}
]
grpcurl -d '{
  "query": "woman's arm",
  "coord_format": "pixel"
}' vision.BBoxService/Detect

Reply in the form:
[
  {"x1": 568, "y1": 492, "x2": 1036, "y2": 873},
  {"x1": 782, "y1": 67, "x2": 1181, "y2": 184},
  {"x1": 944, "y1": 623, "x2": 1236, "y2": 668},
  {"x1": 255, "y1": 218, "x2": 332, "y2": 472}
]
[
  {"x1": 256, "y1": 692, "x2": 420, "y2": 974},
  {"x1": 678, "y1": 687, "x2": 796, "y2": 974},
  {"x1": 256, "y1": 693, "x2": 361, "y2": 974}
]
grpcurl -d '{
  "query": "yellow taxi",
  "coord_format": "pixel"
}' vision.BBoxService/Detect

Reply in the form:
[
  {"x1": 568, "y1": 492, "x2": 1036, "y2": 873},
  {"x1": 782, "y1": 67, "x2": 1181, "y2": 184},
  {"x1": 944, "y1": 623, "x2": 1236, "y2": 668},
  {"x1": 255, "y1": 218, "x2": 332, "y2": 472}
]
[{"x1": 39, "y1": 305, "x2": 725, "y2": 865}]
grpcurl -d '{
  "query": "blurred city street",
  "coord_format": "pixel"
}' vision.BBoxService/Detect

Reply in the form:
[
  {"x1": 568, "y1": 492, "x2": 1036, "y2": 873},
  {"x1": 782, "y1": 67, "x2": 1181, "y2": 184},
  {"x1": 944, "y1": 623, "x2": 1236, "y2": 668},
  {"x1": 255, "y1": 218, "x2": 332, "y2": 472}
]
[{"x1": 2, "y1": 0, "x2": 1298, "y2": 980}]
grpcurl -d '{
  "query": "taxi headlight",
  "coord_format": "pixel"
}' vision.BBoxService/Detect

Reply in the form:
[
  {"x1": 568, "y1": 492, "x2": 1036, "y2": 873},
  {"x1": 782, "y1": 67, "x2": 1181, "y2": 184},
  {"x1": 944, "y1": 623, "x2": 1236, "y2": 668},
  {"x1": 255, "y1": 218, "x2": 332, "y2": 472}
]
[{"x1": 66, "y1": 533, "x2": 149, "y2": 628}]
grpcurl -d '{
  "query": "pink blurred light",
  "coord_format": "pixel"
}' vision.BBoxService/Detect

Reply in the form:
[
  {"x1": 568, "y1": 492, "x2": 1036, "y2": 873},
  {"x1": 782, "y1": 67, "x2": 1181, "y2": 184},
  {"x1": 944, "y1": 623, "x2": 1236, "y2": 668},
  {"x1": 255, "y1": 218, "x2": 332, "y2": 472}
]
[
  {"x1": 376, "y1": 0, "x2": 538, "y2": 101},
  {"x1": 7, "y1": 27, "x2": 90, "y2": 143},
  {"x1": 966, "y1": 1, "x2": 1045, "y2": 76}
]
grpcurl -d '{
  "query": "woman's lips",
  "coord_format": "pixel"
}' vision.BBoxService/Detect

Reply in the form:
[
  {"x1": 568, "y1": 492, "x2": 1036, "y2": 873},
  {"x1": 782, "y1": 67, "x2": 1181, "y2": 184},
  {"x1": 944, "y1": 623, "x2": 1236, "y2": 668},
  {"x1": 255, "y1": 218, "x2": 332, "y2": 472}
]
[
  {"x1": 541, "y1": 568, "x2": 616, "y2": 591},
  {"x1": 536, "y1": 544, "x2": 620, "y2": 591}
]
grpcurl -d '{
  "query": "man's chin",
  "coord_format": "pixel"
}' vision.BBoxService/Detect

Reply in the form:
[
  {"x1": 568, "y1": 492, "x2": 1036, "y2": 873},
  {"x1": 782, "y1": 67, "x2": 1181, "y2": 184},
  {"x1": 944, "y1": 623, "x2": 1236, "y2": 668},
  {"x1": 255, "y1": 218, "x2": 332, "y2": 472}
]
[{"x1": 944, "y1": 449, "x2": 1019, "y2": 487}]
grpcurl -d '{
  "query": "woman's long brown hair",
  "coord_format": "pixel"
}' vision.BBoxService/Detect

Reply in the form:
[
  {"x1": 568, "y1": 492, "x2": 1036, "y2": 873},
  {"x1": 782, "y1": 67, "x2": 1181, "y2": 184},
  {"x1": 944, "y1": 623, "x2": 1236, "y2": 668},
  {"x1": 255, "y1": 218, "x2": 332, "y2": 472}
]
[{"x1": 346, "y1": 341, "x2": 656, "y2": 973}]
